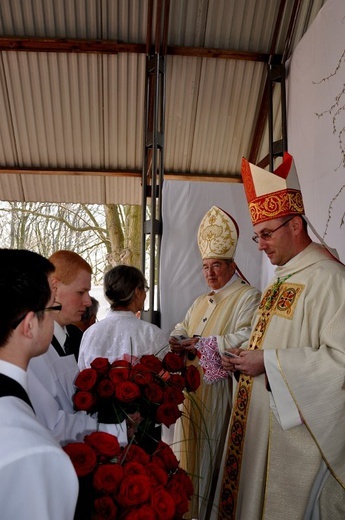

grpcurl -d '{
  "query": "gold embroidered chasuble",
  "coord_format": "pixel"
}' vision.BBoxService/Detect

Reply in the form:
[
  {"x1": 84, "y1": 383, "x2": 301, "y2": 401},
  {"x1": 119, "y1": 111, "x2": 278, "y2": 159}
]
[
  {"x1": 218, "y1": 243, "x2": 345, "y2": 520},
  {"x1": 171, "y1": 277, "x2": 260, "y2": 520}
]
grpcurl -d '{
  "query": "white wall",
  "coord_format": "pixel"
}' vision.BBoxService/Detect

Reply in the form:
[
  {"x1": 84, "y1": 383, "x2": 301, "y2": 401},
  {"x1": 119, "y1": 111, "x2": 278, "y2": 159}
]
[{"x1": 286, "y1": 0, "x2": 345, "y2": 262}]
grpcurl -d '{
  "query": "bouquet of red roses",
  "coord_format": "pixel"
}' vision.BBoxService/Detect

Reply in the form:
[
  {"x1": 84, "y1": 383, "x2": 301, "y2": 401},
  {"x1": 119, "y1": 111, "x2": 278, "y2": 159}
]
[
  {"x1": 73, "y1": 352, "x2": 200, "y2": 452},
  {"x1": 64, "y1": 431, "x2": 194, "y2": 520}
]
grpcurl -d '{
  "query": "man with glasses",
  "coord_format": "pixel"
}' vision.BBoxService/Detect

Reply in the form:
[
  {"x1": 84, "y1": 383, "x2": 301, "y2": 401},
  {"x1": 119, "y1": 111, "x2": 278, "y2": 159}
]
[
  {"x1": 27, "y1": 250, "x2": 127, "y2": 446},
  {"x1": 169, "y1": 206, "x2": 261, "y2": 520},
  {"x1": 218, "y1": 153, "x2": 345, "y2": 519},
  {"x1": 0, "y1": 249, "x2": 78, "y2": 519}
]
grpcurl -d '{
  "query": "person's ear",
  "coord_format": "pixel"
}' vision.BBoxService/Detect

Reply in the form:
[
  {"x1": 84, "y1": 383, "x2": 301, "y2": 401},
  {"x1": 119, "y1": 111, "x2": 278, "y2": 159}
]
[
  {"x1": 22, "y1": 311, "x2": 36, "y2": 339},
  {"x1": 133, "y1": 287, "x2": 141, "y2": 298},
  {"x1": 50, "y1": 276, "x2": 59, "y2": 295},
  {"x1": 291, "y1": 216, "x2": 302, "y2": 234}
]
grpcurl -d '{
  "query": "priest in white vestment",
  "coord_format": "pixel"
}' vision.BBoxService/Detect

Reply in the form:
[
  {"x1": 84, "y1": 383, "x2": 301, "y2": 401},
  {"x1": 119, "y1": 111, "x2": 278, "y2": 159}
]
[{"x1": 218, "y1": 153, "x2": 345, "y2": 520}]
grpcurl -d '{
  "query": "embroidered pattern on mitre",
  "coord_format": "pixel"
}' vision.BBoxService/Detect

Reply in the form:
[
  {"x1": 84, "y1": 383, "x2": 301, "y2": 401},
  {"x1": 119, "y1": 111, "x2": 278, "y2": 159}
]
[
  {"x1": 241, "y1": 153, "x2": 305, "y2": 225},
  {"x1": 197, "y1": 206, "x2": 239, "y2": 260},
  {"x1": 248, "y1": 190, "x2": 304, "y2": 225}
]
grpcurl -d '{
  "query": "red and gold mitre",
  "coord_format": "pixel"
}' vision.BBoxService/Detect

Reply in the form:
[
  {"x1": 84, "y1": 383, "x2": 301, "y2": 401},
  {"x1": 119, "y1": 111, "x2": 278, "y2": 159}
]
[
  {"x1": 197, "y1": 206, "x2": 239, "y2": 260},
  {"x1": 241, "y1": 152, "x2": 305, "y2": 225}
]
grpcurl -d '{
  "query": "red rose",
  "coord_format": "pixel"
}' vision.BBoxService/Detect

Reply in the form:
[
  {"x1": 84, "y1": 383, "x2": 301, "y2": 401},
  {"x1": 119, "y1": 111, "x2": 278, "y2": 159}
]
[
  {"x1": 145, "y1": 462, "x2": 169, "y2": 487},
  {"x1": 123, "y1": 461, "x2": 147, "y2": 476},
  {"x1": 73, "y1": 390, "x2": 96, "y2": 412},
  {"x1": 151, "y1": 486, "x2": 176, "y2": 520},
  {"x1": 116, "y1": 474, "x2": 152, "y2": 507},
  {"x1": 184, "y1": 364, "x2": 201, "y2": 392},
  {"x1": 93, "y1": 496, "x2": 118, "y2": 520},
  {"x1": 90, "y1": 357, "x2": 110, "y2": 374},
  {"x1": 97, "y1": 378, "x2": 115, "y2": 398},
  {"x1": 84, "y1": 431, "x2": 121, "y2": 458},
  {"x1": 167, "y1": 488, "x2": 189, "y2": 517},
  {"x1": 109, "y1": 366, "x2": 131, "y2": 384},
  {"x1": 122, "y1": 444, "x2": 150, "y2": 465},
  {"x1": 131, "y1": 363, "x2": 154, "y2": 385},
  {"x1": 168, "y1": 373, "x2": 186, "y2": 389},
  {"x1": 122, "y1": 504, "x2": 156, "y2": 520},
  {"x1": 155, "y1": 402, "x2": 182, "y2": 427},
  {"x1": 144, "y1": 381, "x2": 164, "y2": 403},
  {"x1": 140, "y1": 354, "x2": 163, "y2": 374},
  {"x1": 114, "y1": 380, "x2": 141, "y2": 403},
  {"x1": 166, "y1": 469, "x2": 193, "y2": 515},
  {"x1": 163, "y1": 386, "x2": 184, "y2": 405},
  {"x1": 63, "y1": 442, "x2": 97, "y2": 477},
  {"x1": 151, "y1": 442, "x2": 179, "y2": 472},
  {"x1": 168, "y1": 467, "x2": 194, "y2": 499},
  {"x1": 162, "y1": 352, "x2": 185, "y2": 372},
  {"x1": 93, "y1": 463, "x2": 124, "y2": 494},
  {"x1": 111, "y1": 359, "x2": 132, "y2": 369},
  {"x1": 74, "y1": 368, "x2": 98, "y2": 391}
]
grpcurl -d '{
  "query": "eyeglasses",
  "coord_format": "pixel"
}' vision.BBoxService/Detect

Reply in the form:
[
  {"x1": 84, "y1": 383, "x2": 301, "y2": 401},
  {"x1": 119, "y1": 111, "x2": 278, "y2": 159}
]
[
  {"x1": 252, "y1": 217, "x2": 294, "y2": 243},
  {"x1": 11, "y1": 303, "x2": 62, "y2": 329},
  {"x1": 42, "y1": 304, "x2": 62, "y2": 314}
]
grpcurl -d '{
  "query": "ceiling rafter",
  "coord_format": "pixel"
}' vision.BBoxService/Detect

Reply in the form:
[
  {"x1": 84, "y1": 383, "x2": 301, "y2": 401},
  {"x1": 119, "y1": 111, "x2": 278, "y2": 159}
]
[
  {"x1": 0, "y1": 36, "x2": 273, "y2": 63},
  {"x1": 0, "y1": 166, "x2": 241, "y2": 183}
]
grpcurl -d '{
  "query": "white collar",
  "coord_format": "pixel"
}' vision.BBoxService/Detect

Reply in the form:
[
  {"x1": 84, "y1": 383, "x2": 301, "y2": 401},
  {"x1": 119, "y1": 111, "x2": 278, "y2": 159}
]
[
  {"x1": 53, "y1": 321, "x2": 68, "y2": 347},
  {"x1": 0, "y1": 359, "x2": 28, "y2": 393}
]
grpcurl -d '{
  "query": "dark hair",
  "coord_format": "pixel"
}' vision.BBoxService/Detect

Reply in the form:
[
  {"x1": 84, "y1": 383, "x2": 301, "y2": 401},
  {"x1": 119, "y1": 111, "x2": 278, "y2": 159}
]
[
  {"x1": 281, "y1": 215, "x2": 308, "y2": 232},
  {"x1": 81, "y1": 296, "x2": 99, "y2": 323},
  {"x1": 0, "y1": 249, "x2": 54, "y2": 346},
  {"x1": 104, "y1": 265, "x2": 147, "y2": 310}
]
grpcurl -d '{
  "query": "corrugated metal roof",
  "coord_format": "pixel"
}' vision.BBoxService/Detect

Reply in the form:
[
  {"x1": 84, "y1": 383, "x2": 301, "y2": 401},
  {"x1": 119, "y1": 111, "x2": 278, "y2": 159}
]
[{"x1": 0, "y1": 0, "x2": 326, "y2": 204}]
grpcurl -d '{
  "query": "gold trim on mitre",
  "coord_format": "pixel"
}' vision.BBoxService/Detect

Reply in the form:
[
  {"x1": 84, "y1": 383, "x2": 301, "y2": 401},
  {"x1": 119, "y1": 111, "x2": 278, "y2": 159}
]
[
  {"x1": 197, "y1": 206, "x2": 239, "y2": 260},
  {"x1": 241, "y1": 152, "x2": 305, "y2": 225}
]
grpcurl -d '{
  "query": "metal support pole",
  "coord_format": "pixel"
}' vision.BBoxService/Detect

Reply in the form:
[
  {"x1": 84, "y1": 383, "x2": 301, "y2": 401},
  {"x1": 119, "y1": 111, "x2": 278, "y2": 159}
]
[
  {"x1": 141, "y1": 0, "x2": 168, "y2": 326},
  {"x1": 268, "y1": 61, "x2": 287, "y2": 171}
]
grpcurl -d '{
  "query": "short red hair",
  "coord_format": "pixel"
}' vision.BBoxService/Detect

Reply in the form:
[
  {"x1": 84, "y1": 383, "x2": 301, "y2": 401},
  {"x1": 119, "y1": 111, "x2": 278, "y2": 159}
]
[{"x1": 49, "y1": 250, "x2": 92, "y2": 285}]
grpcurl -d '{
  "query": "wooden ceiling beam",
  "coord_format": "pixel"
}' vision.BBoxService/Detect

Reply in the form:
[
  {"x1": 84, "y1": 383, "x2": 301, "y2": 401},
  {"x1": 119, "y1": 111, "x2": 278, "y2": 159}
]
[
  {"x1": 0, "y1": 37, "x2": 145, "y2": 55},
  {"x1": 164, "y1": 173, "x2": 241, "y2": 183},
  {"x1": 0, "y1": 167, "x2": 241, "y2": 183},
  {"x1": 0, "y1": 167, "x2": 141, "y2": 178},
  {"x1": 167, "y1": 46, "x2": 271, "y2": 62},
  {"x1": 0, "y1": 36, "x2": 275, "y2": 63}
]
